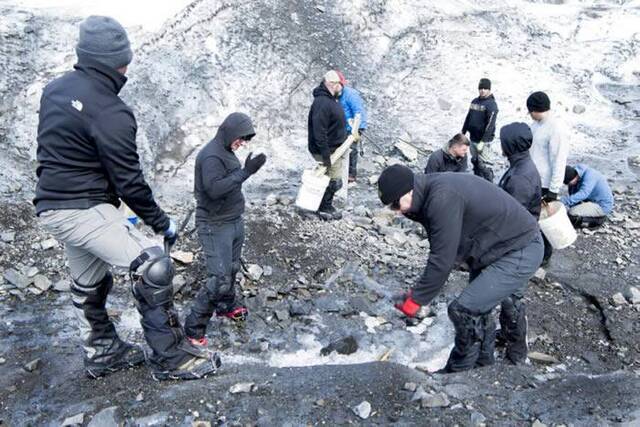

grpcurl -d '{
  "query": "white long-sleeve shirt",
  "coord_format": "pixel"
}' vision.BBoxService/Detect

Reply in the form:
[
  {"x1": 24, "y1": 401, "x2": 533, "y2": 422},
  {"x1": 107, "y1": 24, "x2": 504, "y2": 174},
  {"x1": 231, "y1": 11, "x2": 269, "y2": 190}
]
[{"x1": 530, "y1": 115, "x2": 569, "y2": 193}]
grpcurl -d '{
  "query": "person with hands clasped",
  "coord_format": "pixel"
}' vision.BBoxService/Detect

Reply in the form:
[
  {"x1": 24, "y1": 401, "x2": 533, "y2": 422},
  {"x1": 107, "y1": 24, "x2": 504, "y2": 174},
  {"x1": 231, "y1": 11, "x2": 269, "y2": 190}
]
[
  {"x1": 378, "y1": 165, "x2": 544, "y2": 372},
  {"x1": 184, "y1": 112, "x2": 266, "y2": 347}
]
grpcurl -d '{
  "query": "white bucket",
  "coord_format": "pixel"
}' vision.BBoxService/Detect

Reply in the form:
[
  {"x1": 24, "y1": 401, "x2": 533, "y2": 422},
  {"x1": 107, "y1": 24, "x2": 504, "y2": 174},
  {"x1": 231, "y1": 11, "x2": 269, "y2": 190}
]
[
  {"x1": 538, "y1": 201, "x2": 577, "y2": 249},
  {"x1": 295, "y1": 169, "x2": 330, "y2": 211}
]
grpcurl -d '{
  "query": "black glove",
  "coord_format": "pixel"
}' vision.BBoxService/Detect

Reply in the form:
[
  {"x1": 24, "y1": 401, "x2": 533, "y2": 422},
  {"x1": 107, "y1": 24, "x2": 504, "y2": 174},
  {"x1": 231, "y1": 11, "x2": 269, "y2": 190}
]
[
  {"x1": 322, "y1": 154, "x2": 332, "y2": 169},
  {"x1": 542, "y1": 191, "x2": 558, "y2": 203},
  {"x1": 243, "y1": 152, "x2": 267, "y2": 176}
]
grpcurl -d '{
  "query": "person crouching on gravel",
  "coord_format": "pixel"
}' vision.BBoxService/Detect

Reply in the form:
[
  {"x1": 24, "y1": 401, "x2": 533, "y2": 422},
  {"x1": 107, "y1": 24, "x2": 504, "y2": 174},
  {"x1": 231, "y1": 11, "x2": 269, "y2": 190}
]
[
  {"x1": 562, "y1": 164, "x2": 613, "y2": 229},
  {"x1": 424, "y1": 133, "x2": 470, "y2": 174},
  {"x1": 184, "y1": 112, "x2": 266, "y2": 347},
  {"x1": 377, "y1": 165, "x2": 543, "y2": 372}
]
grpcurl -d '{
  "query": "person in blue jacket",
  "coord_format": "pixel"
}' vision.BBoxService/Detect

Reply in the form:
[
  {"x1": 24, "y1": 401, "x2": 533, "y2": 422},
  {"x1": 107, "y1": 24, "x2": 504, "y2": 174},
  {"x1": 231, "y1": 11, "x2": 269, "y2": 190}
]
[
  {"x1": 562, "y1": 165, "x2": 614, "y2": 228},
  {"x1": 337, "y1": 71, "x2": 368, "y2": 183}
]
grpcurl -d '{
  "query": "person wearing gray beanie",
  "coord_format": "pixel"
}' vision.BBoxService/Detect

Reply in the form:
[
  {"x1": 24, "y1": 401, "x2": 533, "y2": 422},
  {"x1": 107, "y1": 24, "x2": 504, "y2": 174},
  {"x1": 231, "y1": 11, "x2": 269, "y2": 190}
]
[
  {"x1": 76, "y1": 15, "x2": 133, "y2": 70},
  {"x1": 34, "y1": 16, "x2": 221, "y2": 381}
]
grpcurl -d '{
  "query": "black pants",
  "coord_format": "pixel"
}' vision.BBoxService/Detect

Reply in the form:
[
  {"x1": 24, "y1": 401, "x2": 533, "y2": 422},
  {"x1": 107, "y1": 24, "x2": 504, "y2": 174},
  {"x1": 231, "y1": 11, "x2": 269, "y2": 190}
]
[
  {"x1": 540, "y1": 188, "x2": 554, "y2": 263},
  {"x1": 348, "y1": 129, "x2": 365, "y2": 178},
  {"x1": 184, "y1": 218, "x2": 244, "y2": 339}
]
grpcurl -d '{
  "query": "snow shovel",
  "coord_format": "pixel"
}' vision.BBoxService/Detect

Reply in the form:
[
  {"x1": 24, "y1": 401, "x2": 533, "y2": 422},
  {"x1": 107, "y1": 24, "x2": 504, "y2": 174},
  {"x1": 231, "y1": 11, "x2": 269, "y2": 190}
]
[{"x1": 295, "y1": 115, "x2": 360, "y2": 211}]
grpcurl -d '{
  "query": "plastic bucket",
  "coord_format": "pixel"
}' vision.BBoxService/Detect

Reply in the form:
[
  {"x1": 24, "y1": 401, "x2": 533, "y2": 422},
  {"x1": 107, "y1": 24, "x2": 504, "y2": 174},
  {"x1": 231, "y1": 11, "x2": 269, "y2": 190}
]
[
  {"x1": 295, "y1": 169, "x2": 330, "y2": 211},
  {"x1": 538, "y1": 201, "x2": 577, "y2": 249}
]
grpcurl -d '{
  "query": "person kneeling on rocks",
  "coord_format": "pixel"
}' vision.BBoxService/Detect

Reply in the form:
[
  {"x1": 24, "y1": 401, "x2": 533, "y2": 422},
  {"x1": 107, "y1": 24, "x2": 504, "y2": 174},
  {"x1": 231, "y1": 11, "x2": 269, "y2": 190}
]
[
  {"x1": 34, "y1": 16, "x2": 219, "y2": 380},
  {"x1": 424, "y1": 133, "x2": 470, "y2": 174},
  {"x1": 184, "y1": 113, "x2": 266, "y2": 347},
  {"x1": 562, "y1": 164, "x2": 613, "y2": 229},
  {"x1": 377, "y1": 165, "x2": 543, "y2": 372}
]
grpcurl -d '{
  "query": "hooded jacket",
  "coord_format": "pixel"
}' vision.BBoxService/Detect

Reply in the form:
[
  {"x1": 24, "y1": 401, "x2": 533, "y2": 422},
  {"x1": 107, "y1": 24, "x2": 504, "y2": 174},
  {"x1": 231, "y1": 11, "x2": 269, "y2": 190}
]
[
  {"x1": 194, "y1": 113, "x2": 256, "y2": 223},
  {"x1": 33, "y1": 58, "x2": 169, "y2": 233},
  {"x1": 308, "y1": 82, "x2": 347, "y2": 163},
  {"x1": 461, "y1": 94, "x2": 498, "y2": 143},
  {"x1": 424, "y1": 145, "x2": 468, "y2": 174},
  {"x1": 498, "y1": 123, "x2": 542, "y2": 218},
  {"x1": 405, "y1": 172, "x2": 539, "y2": 306},
  {"x1": 339, "y1": 86, "x2": 368, "y2": 132},
  {"x1": 561, "y1": 164, "x2": 614, "y2": 215}
]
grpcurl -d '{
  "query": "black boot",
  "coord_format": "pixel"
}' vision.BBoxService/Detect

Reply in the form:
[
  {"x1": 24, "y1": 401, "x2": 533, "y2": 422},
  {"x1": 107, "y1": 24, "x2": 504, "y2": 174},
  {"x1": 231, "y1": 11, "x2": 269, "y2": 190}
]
[
  {"x1": 570, "y1": 215, "x2": 605, "y2": 229},
  {"x1": 541, "y1": 233, "x2": 553, "y2": 266},
  {"x1": 318, "y1": 179, "x2": 342, "y2": 221},
  {"x1": 499, "y1": 295, "x2": 528, "y2": 364},
  {"x1": 71, "y1": 272, "x2": 145, "y2": 378},
  {"x1": 131, "y1": 247, "x2": 221, "y2": 380},
  {"x1": 441, "y1": 301, "x2": 484, "y2": 373},
  {"x1": 475, "y1": 312, "x2": 496, "y2": 368}
]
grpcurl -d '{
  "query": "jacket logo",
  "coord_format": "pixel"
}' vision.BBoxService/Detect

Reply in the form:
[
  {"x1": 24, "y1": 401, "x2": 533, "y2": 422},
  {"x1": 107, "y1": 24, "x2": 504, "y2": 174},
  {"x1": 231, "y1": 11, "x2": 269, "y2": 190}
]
[
  {"x1": 469, "y1": 103, "x2": 486, "y2": 112},
  {"x1": 71, "y1": 99, "x2": 83, "y2": 112}
]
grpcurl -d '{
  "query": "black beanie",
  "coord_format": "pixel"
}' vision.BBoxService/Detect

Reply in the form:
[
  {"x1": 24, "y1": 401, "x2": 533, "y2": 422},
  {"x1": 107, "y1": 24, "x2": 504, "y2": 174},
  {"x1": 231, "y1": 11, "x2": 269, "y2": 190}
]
[
  {"x1": 478, "y1": 78, "x2": 491, "y2": 90},
  {"x1": 527, "y1": 91, "x2": 551, "y2": 113},
  {"x1": 377, "y1": 164, "x2": 415, "y2": 205},
  {"x1": 564, "y1": 166, "x2": 578, "y2": 185}
]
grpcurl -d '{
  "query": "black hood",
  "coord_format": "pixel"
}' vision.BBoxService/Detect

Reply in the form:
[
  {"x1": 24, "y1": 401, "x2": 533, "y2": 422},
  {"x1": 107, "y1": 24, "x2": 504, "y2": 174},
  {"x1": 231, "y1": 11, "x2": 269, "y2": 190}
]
[
  {"x1": 500, "y1": 122, "x2": 532, "y2": 158},
  {"x1": 313, "y1": 81, "x2": 334, "y2": 99},
  {"x1": 214, "y1": 112, "x2": 256, "y2": 150}
]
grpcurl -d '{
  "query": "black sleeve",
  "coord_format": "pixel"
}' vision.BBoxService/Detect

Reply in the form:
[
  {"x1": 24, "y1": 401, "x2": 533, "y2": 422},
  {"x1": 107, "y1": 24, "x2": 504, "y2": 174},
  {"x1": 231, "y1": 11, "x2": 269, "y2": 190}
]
[
  {"x1": 311, "y1": 101, "x2": 332, "y2": 161},
  {"x1": 94, "y1": 108, "x2": 169, "y2": 233},
  {"x1": 412, "y1": 192, "x2": 464, "y2": 305},
  {"x1": 424, "y1": 152, "x2": 442, "y2": 174},
  {"x1": 481, "y1": 101, "x2": 498, "y2": 142},
  {"x1": 503, "y1": 175, "x2": 533, "y2": 212},
  {"x1": 200, "y1": 155, "x2": 248, "y2": 200},
  {"x1": 461, "y1": 107, "x2": 471, "y2": 134}
]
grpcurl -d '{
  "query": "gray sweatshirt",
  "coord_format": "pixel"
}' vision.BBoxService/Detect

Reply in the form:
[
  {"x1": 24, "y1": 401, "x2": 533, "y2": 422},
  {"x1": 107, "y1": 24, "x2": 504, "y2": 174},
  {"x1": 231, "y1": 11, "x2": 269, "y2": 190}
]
[{"x1": 529, "y1": 114, "x2": 569, "y2": 193}]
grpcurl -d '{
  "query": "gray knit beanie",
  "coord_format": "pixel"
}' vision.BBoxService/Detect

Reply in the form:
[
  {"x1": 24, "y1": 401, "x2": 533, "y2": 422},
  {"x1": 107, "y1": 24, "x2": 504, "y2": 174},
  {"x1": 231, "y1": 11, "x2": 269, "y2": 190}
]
[{"x1": 76, "y1": 16, "x2": 133, "y2": 70}]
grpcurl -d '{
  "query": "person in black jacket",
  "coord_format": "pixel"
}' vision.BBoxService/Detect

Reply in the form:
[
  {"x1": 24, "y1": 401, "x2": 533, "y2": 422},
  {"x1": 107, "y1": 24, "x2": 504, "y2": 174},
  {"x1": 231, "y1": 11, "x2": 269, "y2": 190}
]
[
  {"x1": 378, "y1": 165, "x2": 543, "y2": 372},
  {"x1": 498, "y1": 122, "x2": 542, "y2": 218},
  {"x1": 462, "y1": 78, "x2": 498, "y2": 182},
  {"x1": 34, "y1": 16, "x2": 219, "y2": 380},
  {"x1": 184, "y1": 113, "x2": 266, "y2": 345},
  {"x1": 307, "y1": 70, "x2": 348, "y2": 220},
  {"x1": 424, "y1": 133, "x2": 469, "y2": 174}
]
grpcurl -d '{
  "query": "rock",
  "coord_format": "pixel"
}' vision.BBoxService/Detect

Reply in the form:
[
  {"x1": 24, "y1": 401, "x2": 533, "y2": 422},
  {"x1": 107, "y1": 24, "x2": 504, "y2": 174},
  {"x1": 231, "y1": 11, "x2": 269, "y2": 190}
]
[
  {"x1": 411, "y1": 386, "x2": 430, "y2": 401},
  {"x1": 320, "y1": 335, "x2": 358, "y2": 356},
  {"x1": 53, "y1": 279, "x2": 71, "y2": 292},
  {"x1": 0, "y1": 357, "x2": 5, "y2": 364},
  {"x1": 265, "y1": 193, "x2": 278, "y2": 205},
  {"x1": 41, "y1": 238, "x2": 58, "y2": 250},
  {"x1": 368, "y1": 175, "x2": 379, "y2": 185},
  {"x1": 135, "y1": 412, "x2": 169, "y2": 426},
  {"x1": 33, "y1": 274, "x2": 51, "y2": 291},
  {"x1": 173, "y1": 274, "x2": 187, "y2": 294},
  {"x1": 572, "y1": 104, "x2": 586, "y2": 114},
  {"x1": 1, "y1": 232, "x2": 15, "y2": 243},
  {"x1": 353, "y1": 205, "x2": 369, "y2": 217},
  {"x1": 25, "y1": 266, "x2": 39, "y2": 278},
  {"x1": 262, "y1": 266, "x2": 273, "y2": 277},
  {"x1": 246, "y1": 264, "x2": 264, "y2": 281},
  {"x1": 421, "y1": 392, "x2": 450, "y2": 408},
  {"x1": 135, "y1": 392, "x2": 144, "y2": 402},
  {"x1": 24, "y1": 358, "x2": 41, "y2": 372},
  {"x1": 315, "y1": 4, "x2": 325, "y2": 13},
  {"x1": 612, "y1": 292, "x2": 627, "y2": 306},
  {"x1": 289, "y1": 301, "x2": 312, "y2": 317},
  {"x1": 533, "y1": 267, "x2": 546, "y2": 281},
  {"x1": 4, "y1": 269, "x2": 30, "y2": 289},
  {"x1": 470, "y1": 411, "x2": 486, "y2": 425},
  {"x1": 229, "y1": 382, "x2": 255, "y2": 394},
  {"x1": 625, "y1": 219, "x2": 640, "y2": 229},
  {"x1": 171, "y1": 250, "x2": 194, "y2": 264},
  {"x1": 352, "y1": 401, "x2": 371, "y2": 419},
  {"x1": 88, "y1": 406, "x2": 119, "y2": 427},
  {"x1": 394, "y1": 141, "x2": 419, "y2": 162},
  {"x1": 403, "y1": 382, "x2": 417, "y2": 392},
  {"x1": 532, "y1": 420, "x2": 547, "y2": 427},
  {"x1": 192, "y1": 422, "x2": 211, "y2": 427},
  {"x1": 437, "y1": 98, "x2": 452, "y2": 110},
  {"x1": 61, "y1": 413, "x2": 84, "y2": 426},
  {"x1": 274, "y1": 309, "x2": 290, "y2": 321},
  {"x1": 528, "y1": 351, "x2": 559, "y2": 364},
  {"x1": 624, "y1": 286, "x2": 640, "y2": 305}
]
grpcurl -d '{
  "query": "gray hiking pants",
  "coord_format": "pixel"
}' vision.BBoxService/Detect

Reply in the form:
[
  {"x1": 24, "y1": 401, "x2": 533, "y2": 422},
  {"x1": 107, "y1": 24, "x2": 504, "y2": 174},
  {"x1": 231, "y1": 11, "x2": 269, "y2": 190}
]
[
  {"x1": 456, "y1": 232, "x2": 544, "y2": 314},
  {"x1": 568, "y1": 202, "x2": 605, "y2": 218},
  {"x1": 38, "y1": 204, "x2": 157, "y2": 286}
]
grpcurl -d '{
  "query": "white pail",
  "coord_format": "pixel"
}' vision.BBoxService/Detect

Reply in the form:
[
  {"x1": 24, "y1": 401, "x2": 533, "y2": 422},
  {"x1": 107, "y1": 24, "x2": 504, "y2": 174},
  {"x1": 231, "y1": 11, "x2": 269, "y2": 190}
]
[
  {"x1": 538, "y1": 201, "x2": 577, "y2": 249},
  {"x1": 295, "y1": 169, "x2": 330, "y2": 211}
]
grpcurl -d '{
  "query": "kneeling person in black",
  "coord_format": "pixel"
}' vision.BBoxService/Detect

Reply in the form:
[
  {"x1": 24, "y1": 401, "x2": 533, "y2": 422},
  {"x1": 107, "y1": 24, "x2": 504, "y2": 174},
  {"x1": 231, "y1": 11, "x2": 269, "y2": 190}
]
[{"x1": 424, "y1": 133, "x2": 469, "y2": 174}]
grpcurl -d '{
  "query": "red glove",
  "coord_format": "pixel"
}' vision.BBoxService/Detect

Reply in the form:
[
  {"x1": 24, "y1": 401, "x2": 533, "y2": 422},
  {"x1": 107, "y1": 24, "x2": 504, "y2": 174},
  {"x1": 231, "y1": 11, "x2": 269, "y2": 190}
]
[{"x1": 393, "y1": 290, "x2": 421, "y2": 318}]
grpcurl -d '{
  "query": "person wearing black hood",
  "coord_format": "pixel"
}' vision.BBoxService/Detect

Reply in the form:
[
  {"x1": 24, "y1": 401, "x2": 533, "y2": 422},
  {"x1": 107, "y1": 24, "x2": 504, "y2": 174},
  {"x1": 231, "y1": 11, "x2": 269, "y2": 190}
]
[
  {"x1": 377, "y1": 165, "x2": 543, "y2": 372},
  {"x1": 307, "y1": 70, "x2": 348, "y2": 220},
  {"x1": 498, "y1": 122, "x2": 542, "y2": 218},
  {"x1": 184, "y1": 112, "x2": 266, "y2": 346},
  {"x1": 461, "y1": 78, "x2": 499, "y2": 182},
  {"x1": 34, "y1": 16, "x2": 219, "y2": 381}
]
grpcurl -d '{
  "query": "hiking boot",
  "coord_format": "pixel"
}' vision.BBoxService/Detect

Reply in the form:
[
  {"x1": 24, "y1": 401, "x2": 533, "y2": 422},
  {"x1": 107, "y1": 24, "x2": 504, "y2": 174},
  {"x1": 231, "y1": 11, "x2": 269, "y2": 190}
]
[
  {"x1": 85, "y1": 341, "x2": 146, "y2": 378},
  {"x1": 317, "y1": 206, "x2": 342, "y2": 221},
  {"x1": 187, "y1": 336, "x2": 209, "y2": 347},
  {"x1": 217, "y1": 304, "x2": 248, "y2": 322},
  {"x1": 150, "y1": 342, "x2": 221, "y2": 381}
]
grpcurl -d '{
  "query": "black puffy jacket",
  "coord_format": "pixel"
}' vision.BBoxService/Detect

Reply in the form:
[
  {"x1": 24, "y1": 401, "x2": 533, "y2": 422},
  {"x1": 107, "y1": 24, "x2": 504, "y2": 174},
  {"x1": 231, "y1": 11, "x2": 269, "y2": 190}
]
[
  {"x1": 33, "y1": 58, "x2": 169, "y2": 233},
  {"x1": 461, "y1": 94, "x2": 498, "y2": 143},
  {"x1": 307, "y1": 82, "x2": 347, "y2": 163},
  {"x1": 405, "y1": 172, "x2": 539, "y2": 306},
  {"x1": 194, "y1": 113, "x2": 256, "y2": 223},
  {"x1": 498, "y1": 123, "x2": 542, "y2": 218},
  {"x1": 424, "y1": 148, "x2": 468, "y2": 174}
]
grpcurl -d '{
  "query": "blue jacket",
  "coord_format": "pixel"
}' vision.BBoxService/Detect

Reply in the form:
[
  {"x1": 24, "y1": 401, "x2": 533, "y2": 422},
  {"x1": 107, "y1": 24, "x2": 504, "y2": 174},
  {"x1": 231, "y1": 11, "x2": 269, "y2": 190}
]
[
  {"x1": 339, "y1": 86, "x2": 368, "y2": 132},
  {"x1": 561, "y1": 164, "x2": 614, "y2": 214}
]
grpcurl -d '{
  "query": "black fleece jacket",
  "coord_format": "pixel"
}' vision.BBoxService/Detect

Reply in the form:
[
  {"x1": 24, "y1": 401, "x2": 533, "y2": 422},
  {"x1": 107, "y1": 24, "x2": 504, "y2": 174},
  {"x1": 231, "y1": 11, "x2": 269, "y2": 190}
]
[
  {"x1": 405, "y1": 173, "x2": 539, "y2": 306},
  {"x1": 461, "y1": 94, "x2": 498, "y2": 143},
  {"x1": 307, "y1": 82, "x2": 347, "y2": 164},
  {"x1": 33, "y1": 58, "x2": 169, "y2": 233},
  {"x1": 424, "y1": 148, "x2": 468, "y2": 174}
]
